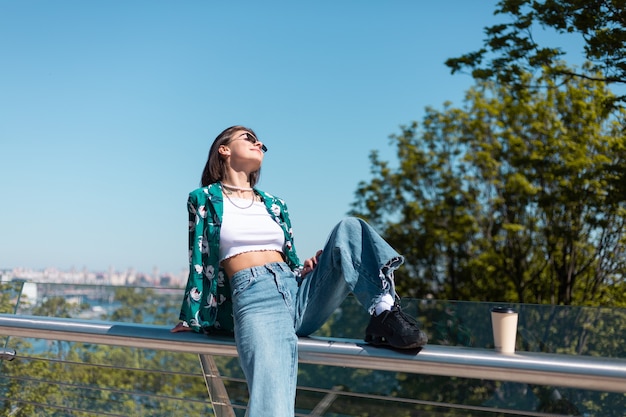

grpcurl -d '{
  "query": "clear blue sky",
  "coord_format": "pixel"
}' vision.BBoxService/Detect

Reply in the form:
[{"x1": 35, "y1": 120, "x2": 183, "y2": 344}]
[{"x1": 0, "y1": 1, "x2": 585, "y2": 275}]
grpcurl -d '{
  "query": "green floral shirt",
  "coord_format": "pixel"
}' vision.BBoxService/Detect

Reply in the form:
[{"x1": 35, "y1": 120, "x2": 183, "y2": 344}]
[{"x1": 178, "y1": 182, "x2": 302, "y2": 333}]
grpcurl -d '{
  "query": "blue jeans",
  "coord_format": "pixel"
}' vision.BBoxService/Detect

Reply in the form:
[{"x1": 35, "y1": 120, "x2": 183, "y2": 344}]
[{"x1": 230, "y1": 217, "x2": 403, "y2": 417}]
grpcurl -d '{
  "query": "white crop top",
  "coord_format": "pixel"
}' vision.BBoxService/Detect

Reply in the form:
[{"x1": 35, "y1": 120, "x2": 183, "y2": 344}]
[{"x1": 219, "y1": 196, "x2": 285, "y2": 262}]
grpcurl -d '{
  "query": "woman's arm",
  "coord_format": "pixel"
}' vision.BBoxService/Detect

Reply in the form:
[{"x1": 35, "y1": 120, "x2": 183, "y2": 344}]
[
  {"x1": 173, "y1": 192, "x2": 205, "y2": 333},
  {"x1": 301, "y1": 250, "x2": 323, "y2": 278}
]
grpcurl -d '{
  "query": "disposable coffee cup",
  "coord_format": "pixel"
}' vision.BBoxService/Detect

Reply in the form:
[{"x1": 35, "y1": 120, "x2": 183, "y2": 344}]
[{"x1": 491, "y1": 306, "x2": 518, "y2": 354}]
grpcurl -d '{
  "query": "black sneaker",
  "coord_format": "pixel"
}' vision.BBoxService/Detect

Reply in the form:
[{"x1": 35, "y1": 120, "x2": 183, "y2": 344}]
[{"x1": 364, "y1": 305, "x2": 428, "y2": 349}]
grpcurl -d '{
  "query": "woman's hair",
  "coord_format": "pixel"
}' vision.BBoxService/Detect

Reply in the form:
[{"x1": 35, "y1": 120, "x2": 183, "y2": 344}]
[{"x1": 200, "y1": 125, "x2": 261, "y2": 187}]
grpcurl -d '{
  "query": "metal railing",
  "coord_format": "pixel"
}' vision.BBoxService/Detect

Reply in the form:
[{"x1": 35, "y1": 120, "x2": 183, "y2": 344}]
[{"x1": 2, "y1": 313, "x2": 626, "y2": 416}]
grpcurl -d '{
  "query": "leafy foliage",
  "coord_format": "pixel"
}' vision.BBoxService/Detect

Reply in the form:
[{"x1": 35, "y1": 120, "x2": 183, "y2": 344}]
[
  {"x1": 445, "y1": 0, "x2": 626, "y2": 106},
  {"x1": 0, "y1": 286, "x2": 212, "y2": 416},
  {"x1": 351, "y1": 69, "x2": 626, "y2": 306}
]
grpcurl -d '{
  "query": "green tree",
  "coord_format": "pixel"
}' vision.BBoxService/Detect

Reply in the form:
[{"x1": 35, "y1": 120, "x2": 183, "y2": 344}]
[
  {"x1": 109, "y1": 286, "x2": 155, "y2": 323},
  {"x1": 1, "y1": 286, "x2": 212, "y2": 416},
  {"x1": 351, "y1": 68, "x2": 626, "y2": 306},
  {"x1": 0, "y1": 281, "x2": 21, "y2": 314},
  {"x1": 445, "y1": 0, "x2": 626, "y2": 105}
]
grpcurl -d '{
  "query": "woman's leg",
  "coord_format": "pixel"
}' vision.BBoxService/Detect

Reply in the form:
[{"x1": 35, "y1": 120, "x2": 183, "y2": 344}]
[
  {"x1": 231, "y1": 262, "x2": 299, "y2": 417},
  {"x1": 293, "y1": 218, "x2": 395, "y2": 329},
  {"x1": 294, "y1": 217, "x2": 427, "y2": 348}
]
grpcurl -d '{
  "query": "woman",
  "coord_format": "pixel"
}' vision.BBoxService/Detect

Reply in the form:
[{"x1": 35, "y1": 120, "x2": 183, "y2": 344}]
[{"x1": 172, "y1": 125, "x2": 427, "y2": 417}]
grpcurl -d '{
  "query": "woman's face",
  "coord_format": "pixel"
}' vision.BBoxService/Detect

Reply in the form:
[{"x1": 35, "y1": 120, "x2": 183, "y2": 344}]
[{"x1": 224, "y1": 130, "x2": 266, "y2": 167}]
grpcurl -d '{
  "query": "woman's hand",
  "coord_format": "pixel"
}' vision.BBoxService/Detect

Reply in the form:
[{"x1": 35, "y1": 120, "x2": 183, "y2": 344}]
[
  {"x1": 170, "y1": 322, "x2": 193, "y2": 333},
  {"x1": 301, "y1": 250, "x2": 323, "y2": 278}
]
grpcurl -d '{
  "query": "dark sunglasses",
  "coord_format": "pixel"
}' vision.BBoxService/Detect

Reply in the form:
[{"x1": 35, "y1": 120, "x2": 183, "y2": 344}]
[{"x1": 230, "y1": 133, "x2": 268, "y2": 153}]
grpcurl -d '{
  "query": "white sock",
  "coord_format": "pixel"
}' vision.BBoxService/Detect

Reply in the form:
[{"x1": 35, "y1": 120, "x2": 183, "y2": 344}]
[{"x1": 374, "y1": 293, "x2": 395, "y2": 316}]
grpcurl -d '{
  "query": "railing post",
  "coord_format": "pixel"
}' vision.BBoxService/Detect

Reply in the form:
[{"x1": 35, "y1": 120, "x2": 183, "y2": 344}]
[
  {"x1": 199, "y1": 354, "x2": 237, "y2": 417},
  {"x1": 309, "y1": 385, "x2": 341, "y2": 416}
]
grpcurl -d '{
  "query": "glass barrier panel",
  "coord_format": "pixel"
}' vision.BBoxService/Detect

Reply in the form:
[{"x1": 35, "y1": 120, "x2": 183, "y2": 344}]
[{"x1": 2, "y1": 282, "x2": 626, "y2": 416}]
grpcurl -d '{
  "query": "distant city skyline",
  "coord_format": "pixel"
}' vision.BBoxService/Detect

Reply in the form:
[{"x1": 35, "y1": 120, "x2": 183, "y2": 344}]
[{"x1": 2, "y1": 265, "x2": 187, "y2": 288}]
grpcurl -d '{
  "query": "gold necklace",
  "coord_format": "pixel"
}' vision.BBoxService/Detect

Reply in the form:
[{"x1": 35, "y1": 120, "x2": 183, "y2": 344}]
[
  {"x1": 222, "y1": 183, "x2": 253, "y2": 192},
  {"x1": 223, "y1": 189, "x2": 256, "y2": 209}
]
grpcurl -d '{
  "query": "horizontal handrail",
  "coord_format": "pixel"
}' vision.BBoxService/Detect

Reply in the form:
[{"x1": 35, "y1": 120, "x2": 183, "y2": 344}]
[{"x1": 1, "y1": 313, "x2": 625, "y2": 393}]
